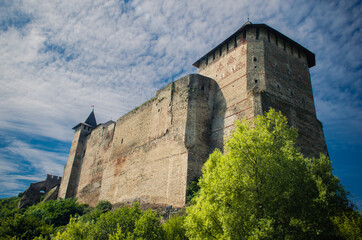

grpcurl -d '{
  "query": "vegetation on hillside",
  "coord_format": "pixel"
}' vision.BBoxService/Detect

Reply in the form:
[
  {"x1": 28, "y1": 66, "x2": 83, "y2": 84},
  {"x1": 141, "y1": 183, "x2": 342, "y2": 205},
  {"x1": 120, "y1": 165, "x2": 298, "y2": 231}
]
[{"x1": 0, "y1": 109, "x2": 360, "y2": 239}]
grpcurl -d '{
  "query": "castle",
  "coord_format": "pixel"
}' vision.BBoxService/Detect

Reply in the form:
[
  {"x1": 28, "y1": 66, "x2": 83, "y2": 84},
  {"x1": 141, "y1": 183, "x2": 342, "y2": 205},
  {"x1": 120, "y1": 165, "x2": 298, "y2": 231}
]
[{"x1": 58, "y1": 21, "x2": 328, "y2": 208}]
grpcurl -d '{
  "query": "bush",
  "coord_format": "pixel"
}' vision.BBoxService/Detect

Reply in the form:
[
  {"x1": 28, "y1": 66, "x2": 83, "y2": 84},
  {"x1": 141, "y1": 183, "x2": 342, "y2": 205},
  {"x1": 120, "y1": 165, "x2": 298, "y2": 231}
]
[
  {"x1": 95, "y1": 200, "x2": 112, "y2": 213},
  {"x1": 0, "y1": 197, "x2": 21, "y2": 219},
  {"x1": 89, "y1": 202, "x2": 143, "y2": 239},
  {"x1": 53, "y1": 216, "x2": 92, "y2": 240},
  {"x1": 162, "y1": 215, "x2": 187, "y2": 240},
  {"x1": 25, "y1": 198, "x2": 85, "y2": 226},
  {"x1": 0, "y1": 213, "x2": 54, "y2": 239}
]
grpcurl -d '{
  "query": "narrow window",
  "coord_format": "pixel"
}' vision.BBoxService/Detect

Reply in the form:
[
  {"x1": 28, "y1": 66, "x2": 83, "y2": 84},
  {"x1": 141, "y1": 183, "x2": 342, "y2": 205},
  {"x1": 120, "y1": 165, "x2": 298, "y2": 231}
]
[
  {"x1": 256, "y1": 28, "x2": 259, "y2": 40},
  {"x1": 226, "y1": 42, "x2": 229, "y2": 52},
  {"x1": 234, "y1": 37, "x2": 237, "y2": 48},
  {"x1": 243, "y1": 30, "x2": 246, "y2": 40},
  {"x1": 275, "y1": 36, "x2": 278, "y2": 46},
  {"x1": 291, "y1": 46, "x2": 294, "y2": 55},
  {"x1": 283, "y1": 40, "x2": 286, "y2": 51},
  {"x1": 268, "y1": 31, "x2": 270, "y2": 42},
  {"x1": 213, "y1": 52, "x2": 215, "y2": 60},
  {"x1": 206, "y1": 56, "x2": 208, "y2": 65},
  {"x1": 298, "y1": 49, "x2": 301, "y2": 58},
  {"x1": 219, "y1": 47, "x2": 222, "y2": 56}
]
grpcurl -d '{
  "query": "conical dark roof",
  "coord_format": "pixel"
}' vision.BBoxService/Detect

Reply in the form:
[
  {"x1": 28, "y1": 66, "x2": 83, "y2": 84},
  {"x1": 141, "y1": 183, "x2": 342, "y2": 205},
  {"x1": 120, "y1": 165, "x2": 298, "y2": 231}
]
[
  {"x1": 72, "y1": 110, "x2": 98, "y2": 130},
  {"x1": 84, "y1": 110, "x2": 97, "y2": 127}
]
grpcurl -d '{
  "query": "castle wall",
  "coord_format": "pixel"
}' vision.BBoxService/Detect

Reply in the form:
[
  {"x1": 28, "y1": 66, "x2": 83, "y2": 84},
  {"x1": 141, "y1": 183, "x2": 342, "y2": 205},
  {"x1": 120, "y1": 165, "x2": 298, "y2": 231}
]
[
  {"x1": 198, "y1": 37, "x2": 253, "y2": 151},
  {"x1": 185, "y1": 75, "x2": 216, "y2": 184},
  {"x1": 58, "y1": 127, "x2": 89, "y2": 199},
  {"x1": 245, "y1": 27, "x2": 327, "y2": 157},
  {"x1": 74, "y1": 121, "x2": 115, "y2": 206},
  {"x1": 67, "y1": 74, "x2": 216, "y2": 208}
]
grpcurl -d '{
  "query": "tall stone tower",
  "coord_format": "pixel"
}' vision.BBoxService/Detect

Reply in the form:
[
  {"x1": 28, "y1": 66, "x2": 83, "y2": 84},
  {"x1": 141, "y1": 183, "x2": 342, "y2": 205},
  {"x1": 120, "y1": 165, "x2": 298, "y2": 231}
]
[
  {"x1": 193, "y1": 21, "x2": 327, "y2": 157},
  {"x1": 58, "y1": 110, "x2": 97, "y2": 199}
]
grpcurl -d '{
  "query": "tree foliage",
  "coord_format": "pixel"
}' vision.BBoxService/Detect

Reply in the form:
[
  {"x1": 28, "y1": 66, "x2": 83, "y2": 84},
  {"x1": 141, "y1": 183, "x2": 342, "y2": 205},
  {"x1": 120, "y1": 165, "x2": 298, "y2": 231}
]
[
  {"x1": 55, "y1": 202, "x2": 164, "y2": 240},
  {"x1": 184, "y1": 109, "x2": 358, "y2": 239},
  {"x1": 0, "y1": 196, "x2": 21, "y2": 219},
  {"x1": 25, "y1": 198, "x2": 86, "y2": 226},
  {"x1": 162, "y1": 215, "x2": 188, "y2": 240}
]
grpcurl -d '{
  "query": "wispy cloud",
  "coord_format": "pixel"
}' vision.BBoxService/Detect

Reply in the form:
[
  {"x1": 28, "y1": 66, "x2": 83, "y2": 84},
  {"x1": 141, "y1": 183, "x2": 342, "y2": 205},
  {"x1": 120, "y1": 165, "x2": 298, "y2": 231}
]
[{"x1": 0, "y1": 0, "x2": 361, "y2": 208}]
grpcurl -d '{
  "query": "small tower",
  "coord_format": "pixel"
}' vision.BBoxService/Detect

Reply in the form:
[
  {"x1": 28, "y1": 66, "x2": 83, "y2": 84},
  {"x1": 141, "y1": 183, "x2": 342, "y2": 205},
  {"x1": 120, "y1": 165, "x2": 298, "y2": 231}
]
[{"x1": 58, "y1": 110, "x2": 97, "y2": 199}]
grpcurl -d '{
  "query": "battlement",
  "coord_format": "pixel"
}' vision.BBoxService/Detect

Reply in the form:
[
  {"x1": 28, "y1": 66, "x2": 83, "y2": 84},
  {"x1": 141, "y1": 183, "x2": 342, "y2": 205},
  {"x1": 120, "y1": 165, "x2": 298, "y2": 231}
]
[
  {"x1": 46, "y1": 174, "x2": 62, "y2": 182},
  {"x1": 194, "y1": 22, "x2": 315, "y2": 71}
]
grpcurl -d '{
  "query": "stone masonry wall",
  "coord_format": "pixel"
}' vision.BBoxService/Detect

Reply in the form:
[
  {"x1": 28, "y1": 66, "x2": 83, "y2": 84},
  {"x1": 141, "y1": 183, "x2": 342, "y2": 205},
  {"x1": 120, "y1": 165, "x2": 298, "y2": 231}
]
[
  {"x1": 249, "y1": 27, "x2": 327, "y2": 157},
  {"x1": 58, "y1": 127, "x2": 89, "y2": 199},
  {"x1": 75, "y1": 121, "x2": 115, "y2": 206},
  {"x1": 69, "y1": 74, "x2": 216, "y2": 208},
  {"x1": 198, "y1": 36, "x2": 253, "y2": 152},
  {"x1": 196, "y1": 25, "x2": 327, "y2": 158}
]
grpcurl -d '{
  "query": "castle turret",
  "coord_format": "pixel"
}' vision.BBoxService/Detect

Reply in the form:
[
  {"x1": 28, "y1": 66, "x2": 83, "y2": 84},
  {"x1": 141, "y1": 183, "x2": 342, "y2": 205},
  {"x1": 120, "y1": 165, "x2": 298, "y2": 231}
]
[
  {"x1": 193, "y1": 21, "x2": 327, "y2": 157},
  {"x1": 58, "y1": 110, "x2": 97, "y2": 199}
]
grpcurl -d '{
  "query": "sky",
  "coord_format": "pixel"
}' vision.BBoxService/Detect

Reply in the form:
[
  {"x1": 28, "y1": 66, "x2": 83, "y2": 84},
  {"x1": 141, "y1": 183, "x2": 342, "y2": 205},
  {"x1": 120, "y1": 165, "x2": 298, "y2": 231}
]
[{"x1": 0, "y1": 0, "x2": 361, "y2": 208}]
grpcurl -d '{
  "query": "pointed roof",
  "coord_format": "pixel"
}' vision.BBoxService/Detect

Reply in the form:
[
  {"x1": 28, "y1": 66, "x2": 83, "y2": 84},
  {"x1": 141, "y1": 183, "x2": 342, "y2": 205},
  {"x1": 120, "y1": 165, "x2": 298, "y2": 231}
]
[
  {"x1": 72, "y1": 110, "x2": 98, "y2": 130},
  {"x1": 84, "y1": 110, "x2": 97, "y2": 127}
]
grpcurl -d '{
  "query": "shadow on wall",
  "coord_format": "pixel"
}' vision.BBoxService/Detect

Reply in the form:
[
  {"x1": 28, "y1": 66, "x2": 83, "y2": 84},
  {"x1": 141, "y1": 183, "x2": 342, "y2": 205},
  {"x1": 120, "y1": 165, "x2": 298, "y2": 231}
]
[{"x1": 185, "y1": 74, "x2": 226, "y2": 185}]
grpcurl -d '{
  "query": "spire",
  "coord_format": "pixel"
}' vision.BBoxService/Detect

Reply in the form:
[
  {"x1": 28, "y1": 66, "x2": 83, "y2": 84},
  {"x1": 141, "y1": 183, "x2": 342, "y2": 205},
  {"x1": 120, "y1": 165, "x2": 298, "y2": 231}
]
[
  {"x1": 72, "y1": 110, "x2": 98, "y2": 130},
  {"x1": 84, "y1": 110, "x2": 97, "y2": 128}
]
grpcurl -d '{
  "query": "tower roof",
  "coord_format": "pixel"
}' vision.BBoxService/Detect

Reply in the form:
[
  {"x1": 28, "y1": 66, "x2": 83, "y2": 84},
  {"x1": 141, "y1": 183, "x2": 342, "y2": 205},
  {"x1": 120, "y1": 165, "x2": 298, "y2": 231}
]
[
  {"x1": 72, "y1": 110, "x2": 98, "y2": 130},
  {"x1": 193, "y1": 21, "x2": 315, "y2": 68}
]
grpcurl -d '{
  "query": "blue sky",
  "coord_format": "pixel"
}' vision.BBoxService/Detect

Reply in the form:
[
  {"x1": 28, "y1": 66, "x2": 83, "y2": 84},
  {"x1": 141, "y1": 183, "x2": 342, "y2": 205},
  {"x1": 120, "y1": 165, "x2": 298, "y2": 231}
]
[{"x1": 0, "y1": 0, "x2": 361, "y2": 208}]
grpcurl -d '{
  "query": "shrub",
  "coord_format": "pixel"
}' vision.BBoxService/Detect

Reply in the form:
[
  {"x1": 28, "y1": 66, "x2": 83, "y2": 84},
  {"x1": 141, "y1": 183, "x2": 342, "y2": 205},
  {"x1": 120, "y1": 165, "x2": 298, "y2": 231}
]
[
  {"x1": 95, "y1": 200, "x2": 112, "y2": 213},
  {"x1": 25, "y1": 198, "x2": 85, "y2": 226},
  {"x1": 162, "y1": 215, "x2": 187, "y2": 240}
]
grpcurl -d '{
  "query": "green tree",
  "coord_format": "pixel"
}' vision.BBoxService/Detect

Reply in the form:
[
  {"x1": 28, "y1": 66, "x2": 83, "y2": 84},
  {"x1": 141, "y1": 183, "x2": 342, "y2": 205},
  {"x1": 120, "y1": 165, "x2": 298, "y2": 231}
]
[
  {"x1": 0, "y1": 197, "x2": 21, "y2": 219},
  {"x1": 25, "y1": 198, "x2": 86, "y2": 226},
  {"x1": 162, "y1": 215, "x2": 188, "y2": 240},
  {"x1": 53, "y1": 216, "x2": 92, "y2": 240},
  {"x1": 0, "y1": 213, "x2": 53, "y2": 240},
  {"x1": 184, "y1": 109, "x2": 357, "y2": 239}
]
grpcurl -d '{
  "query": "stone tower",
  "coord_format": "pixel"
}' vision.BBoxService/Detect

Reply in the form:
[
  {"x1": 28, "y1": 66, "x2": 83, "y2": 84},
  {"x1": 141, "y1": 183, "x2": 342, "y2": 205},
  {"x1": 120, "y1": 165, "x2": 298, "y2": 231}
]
[
  {"x1": 58, "y1": 110, "x2": 97, "y2": 199},
  {"x1": 193, "y1": 21, "x2": 327, "y2": 157}
]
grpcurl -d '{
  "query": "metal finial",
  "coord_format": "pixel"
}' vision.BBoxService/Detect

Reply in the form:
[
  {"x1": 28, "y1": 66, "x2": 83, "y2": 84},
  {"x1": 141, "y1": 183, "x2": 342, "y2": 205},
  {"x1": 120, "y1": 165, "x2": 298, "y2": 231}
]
[{"x1": 91, "y1": 105, "x2": 95, "y2": 111}]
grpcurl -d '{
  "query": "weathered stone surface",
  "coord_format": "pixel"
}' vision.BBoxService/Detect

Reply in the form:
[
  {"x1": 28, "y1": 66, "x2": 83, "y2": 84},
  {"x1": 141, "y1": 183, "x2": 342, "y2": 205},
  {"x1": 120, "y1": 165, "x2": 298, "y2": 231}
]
[
  {"x1": 19, "y1": 174, "x2": 61, "y2": 208},
  {"x1": 58, "y1": 22, "x2": 328, "y2": 208}
]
